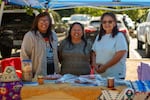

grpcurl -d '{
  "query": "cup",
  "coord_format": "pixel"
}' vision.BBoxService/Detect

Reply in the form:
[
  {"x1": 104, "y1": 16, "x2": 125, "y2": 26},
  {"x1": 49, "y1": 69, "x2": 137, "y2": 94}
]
[
  {"x1": 107, "y1": 77, "x2": 114, "y2": 88},
  {"x1": 37, "y1": 75, "x2": 44, "y2": 85}
]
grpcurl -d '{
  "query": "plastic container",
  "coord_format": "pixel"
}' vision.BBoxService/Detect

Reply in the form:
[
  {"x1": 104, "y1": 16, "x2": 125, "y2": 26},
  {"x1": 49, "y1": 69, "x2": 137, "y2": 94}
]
[{"x1": 22, "y1": 60, "x2": 33, "y2": 81}]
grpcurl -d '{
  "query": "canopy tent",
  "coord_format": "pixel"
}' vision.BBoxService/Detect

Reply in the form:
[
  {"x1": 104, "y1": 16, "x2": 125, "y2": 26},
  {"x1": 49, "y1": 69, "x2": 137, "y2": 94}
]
[{"x1": 6, "y1": 0, "x2": 150, "y2": 11}]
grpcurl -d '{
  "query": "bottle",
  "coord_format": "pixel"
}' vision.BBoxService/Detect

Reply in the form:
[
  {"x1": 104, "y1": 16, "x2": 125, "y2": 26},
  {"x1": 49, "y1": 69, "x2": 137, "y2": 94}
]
[{"x1": 22, "y1": 60, "x2": 33, "y2": 81}]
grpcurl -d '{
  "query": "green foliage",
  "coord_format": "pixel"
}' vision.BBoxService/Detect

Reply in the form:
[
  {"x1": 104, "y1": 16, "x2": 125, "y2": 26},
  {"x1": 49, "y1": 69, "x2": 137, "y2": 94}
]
[
  {"x1": 72, "y1": 7, "x2": 149, "y2": 21},
  {"x1": 18, "y1": 6, "x2": 149, "y2": 24},
  {"x1": 49, "y1": 10, "x2": 61, "y2": 22},
  {"x1": 123, "y1": 8, "x2": 148, "y2": 21},
  {"x1": 25, "y1": 7, "x2": 34, "y2": 16},
  {"x1": 74, "y1": 7, "x2": 106, "y2": 16},
  {"x1": 55, "y1": 9, "x2": 74, "y2": 18}
]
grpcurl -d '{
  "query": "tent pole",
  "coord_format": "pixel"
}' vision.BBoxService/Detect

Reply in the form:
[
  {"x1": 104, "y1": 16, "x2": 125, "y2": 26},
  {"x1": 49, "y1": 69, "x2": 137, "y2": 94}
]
[{"x1": 0, "y1": 1, "x2": 4, "y2": 26}]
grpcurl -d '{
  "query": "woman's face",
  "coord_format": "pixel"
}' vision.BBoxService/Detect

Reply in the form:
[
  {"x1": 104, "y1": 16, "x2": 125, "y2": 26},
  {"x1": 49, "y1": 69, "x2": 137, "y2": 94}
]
[
  {"x1": 38, "y1": 16, "x2": 50, "y2": 33},
  {"x1": 71, "y1": 24, "x2": 83, "y2": 39},
  {"x1": 102, "y1": 15, "x2": 116, "y2": 33}
]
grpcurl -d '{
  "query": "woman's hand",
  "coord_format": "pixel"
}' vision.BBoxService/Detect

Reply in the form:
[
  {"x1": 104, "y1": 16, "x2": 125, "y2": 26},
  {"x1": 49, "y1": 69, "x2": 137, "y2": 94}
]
[{"x1": 95, "y1": 64, "x2": 107, "y2": 73}]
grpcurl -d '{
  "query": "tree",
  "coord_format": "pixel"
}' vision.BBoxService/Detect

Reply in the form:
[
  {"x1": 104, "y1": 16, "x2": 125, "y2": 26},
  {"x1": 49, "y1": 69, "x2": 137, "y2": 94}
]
[
  {"x1": 55, "y1": 9, "x2": 74, "y2": 18},
  {"x1": 74, "y1": 7, "x2": 106, "y2": 16},
  {"x1": 74, "y1": 7, "x2": 148, "y2": 21},
  {"x1": 50, "y1": 9, "x2": 61, "y2": 22},
  {"x1": 123, "y1": 8, "x2": 148, "y2": 21}
]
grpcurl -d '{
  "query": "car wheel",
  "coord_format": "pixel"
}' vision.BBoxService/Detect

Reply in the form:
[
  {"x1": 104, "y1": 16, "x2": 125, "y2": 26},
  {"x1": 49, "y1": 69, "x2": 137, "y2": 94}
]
[
  {"x1": 145, "y1": 42, "x2": 150, "y2": 57},
  {"x1": 0, "y1": 46, "x2": 12, "y2": 59},
  {"x1": 137, "y1": 40, "x2": 143, "y2": 50},
  {"x1": 0, "y1": 35, "x2": 13, "y2": 59}
]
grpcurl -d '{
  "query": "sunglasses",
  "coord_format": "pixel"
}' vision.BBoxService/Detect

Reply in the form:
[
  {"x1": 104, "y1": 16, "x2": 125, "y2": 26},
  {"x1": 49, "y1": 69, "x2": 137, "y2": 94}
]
[{"x1": 102, "y1": 20, "x2": 114, "y2": 24}]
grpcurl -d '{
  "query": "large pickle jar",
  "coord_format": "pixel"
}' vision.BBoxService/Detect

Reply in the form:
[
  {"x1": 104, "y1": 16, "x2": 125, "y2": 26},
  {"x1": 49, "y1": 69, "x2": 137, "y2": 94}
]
[{"x1": 22, "y1": 60, "x2": 33, "y2": 81}]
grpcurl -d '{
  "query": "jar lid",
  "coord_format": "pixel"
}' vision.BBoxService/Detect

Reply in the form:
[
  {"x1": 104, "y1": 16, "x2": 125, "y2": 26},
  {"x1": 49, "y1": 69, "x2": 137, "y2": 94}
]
[
  {"x1": 22, "y1": 59, "x2": 32, "y2": 62},
  {"x1": 107, "y1": 77, "x2": 114, "y2": 79}
]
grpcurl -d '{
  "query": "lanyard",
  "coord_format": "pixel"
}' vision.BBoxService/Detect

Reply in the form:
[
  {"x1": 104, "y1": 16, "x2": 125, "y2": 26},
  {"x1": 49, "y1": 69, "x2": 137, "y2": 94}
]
[{"x1": 44, "y1": 37, "x2": 53, "y2": 49}]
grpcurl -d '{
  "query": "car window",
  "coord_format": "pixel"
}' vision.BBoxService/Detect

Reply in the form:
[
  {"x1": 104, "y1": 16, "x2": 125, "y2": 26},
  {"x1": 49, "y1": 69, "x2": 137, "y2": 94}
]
[
  {"x1": 70, "y1": 15, "x2": 88, "y2": 21},
  {"x1": 90, "y1": 20, "x2": 100, "y2": 27},
  {"x1": 2, "y1": 13, "x2": 35, "y2": 28},
  {"x1": 117, "y1": 20, "x2": 123, "y2": 28},
  {"x1": 1, "y1": 13, "x2": 35, "y2": 40},
  {"x1": 70, "y1": 14, "x2": 91, "y2": 21}
]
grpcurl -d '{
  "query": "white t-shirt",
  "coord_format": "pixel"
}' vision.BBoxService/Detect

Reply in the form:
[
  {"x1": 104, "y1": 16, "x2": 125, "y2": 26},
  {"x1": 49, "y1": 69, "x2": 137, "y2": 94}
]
[{"x1": 92, "y1": 32, "x2": 128, "y2": 79}]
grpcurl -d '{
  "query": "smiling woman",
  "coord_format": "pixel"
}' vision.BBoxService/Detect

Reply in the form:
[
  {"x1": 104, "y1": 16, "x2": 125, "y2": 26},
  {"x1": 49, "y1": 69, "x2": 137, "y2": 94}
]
[
  {"x1": 20, "y1": 12, "x2": 60, "y2": 80},
  {"x1": 58, "y1": 22, "x2": 93, "y2": 75},
  {"x1": 91, "y1": 12, "x2": 128, "y2": 79}
]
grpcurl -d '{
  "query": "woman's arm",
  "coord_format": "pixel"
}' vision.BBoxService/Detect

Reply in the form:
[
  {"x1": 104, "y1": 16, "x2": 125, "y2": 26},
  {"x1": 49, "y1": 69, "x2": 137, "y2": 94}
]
[
  {"x1": 20, "y1": 32, "x2": 33, "y2": 60},
  {"x1": 95, "y1": 50, "x2": 126, "y2": 73},
  {"x1": 91, "y1": 50, "x2": 99, "y2": 67},
  {"x1": 58, "y1": 48, "x2": 62, "y2": 64},
  {"x1": 58, "y1": 40, "x2": 65, "y2": 64}
]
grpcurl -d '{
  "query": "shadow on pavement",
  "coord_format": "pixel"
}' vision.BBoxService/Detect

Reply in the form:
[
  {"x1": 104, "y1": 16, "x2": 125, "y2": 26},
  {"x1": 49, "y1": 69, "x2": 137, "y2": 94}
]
[{"x1": 135, "y1": 49, "x2": 147, "y2": 58}]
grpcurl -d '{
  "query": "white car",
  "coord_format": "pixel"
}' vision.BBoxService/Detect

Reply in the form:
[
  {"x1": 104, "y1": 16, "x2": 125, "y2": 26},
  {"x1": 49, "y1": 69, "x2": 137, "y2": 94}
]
[
  {"x1": 136, "y1": 9, "x2": 150, "y2": 57},
  {"x1": 61, "y1": 17, "x2": 70, "y2": 24},
  {"x1": 68, "y1": 14, "x2": 92, "y2": 26}
]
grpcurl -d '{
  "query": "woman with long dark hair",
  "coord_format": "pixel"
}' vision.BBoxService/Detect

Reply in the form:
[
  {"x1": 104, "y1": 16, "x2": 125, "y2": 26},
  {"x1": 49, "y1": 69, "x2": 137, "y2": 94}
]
[
  {"x1": 58, "y1": 22, "x2": 92, "y2": 75},
  {"x1": 20, "y1": 12, "x2": 60, "y2": 79},
  {"x1": 91, "y1": 12, "x2": 127, "y2": 79}
]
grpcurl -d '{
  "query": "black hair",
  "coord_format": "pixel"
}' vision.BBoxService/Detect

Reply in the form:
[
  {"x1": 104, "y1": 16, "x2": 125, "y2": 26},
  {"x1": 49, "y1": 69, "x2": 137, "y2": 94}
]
[
  {"x1": 66, "y1": 22, "x2": 87, "y2": 54},
  {"x1": 31, "y1": 12, "x2": 53, "y2": 41},
  {"x1": 98, "y1": 12, "x2": 119, "y2": 41}
]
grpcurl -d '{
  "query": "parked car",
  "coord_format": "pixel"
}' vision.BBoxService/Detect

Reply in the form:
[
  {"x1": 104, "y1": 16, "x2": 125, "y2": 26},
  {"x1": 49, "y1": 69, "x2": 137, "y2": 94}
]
[
  {"x1": 117, "y1": 15, "x2": 130, "y2": 58},
  {"x1": 54, "y1": 22, "x2": 68, "y2": 34},
  {"x1": 0, "y1": 4, "x2": 63, "y2": 59},
  {"x1": 122, "y1": 15, "x2": 135, "y2": 37},
  {"x1": 61, "y1": 17, "x2": 70, "y2": 24},
  {"x1": 84, "y1": 17, "x2": 100, "y2": 41},
  {"x1": 0, "y1": 6, "x2": 39, "y2": 58},
  {"x1": 136, "y1": 9, "x2": 150, "y2": 57},
  {"x1": 68, "y1": 14, "x2": 92, "y2": 26}
]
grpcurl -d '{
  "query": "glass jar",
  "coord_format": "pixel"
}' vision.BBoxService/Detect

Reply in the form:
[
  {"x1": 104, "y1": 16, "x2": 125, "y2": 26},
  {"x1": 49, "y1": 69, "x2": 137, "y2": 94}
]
[{"x1": 22, "y1": 60, "x2": 32, "y2": 81}]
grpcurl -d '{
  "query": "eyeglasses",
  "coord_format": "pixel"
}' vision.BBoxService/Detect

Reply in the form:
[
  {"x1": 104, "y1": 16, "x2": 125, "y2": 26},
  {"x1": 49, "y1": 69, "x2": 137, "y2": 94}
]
[{"x1": 102, "y1": 20, "x2": 114, "y2": 24}]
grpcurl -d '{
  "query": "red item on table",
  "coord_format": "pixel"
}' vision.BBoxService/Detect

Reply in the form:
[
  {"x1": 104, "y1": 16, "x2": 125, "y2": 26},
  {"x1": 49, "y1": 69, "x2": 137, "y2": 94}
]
[
  {"x1": 16, "y1": 70, "x2": 22, "y2": 79},
  {"x1": 90, "y1": 66, "x2": 95, "y2": 75},
  {"x1": 1, "y1": 57, "x2": 22, "y2": 78},
  {"x1": 90, "y1": 66, "x2": 95, "y2": 79},
  {"x1": 1, "y1": 57, "x2": 21, "y2": 71}
]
